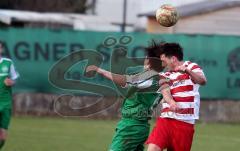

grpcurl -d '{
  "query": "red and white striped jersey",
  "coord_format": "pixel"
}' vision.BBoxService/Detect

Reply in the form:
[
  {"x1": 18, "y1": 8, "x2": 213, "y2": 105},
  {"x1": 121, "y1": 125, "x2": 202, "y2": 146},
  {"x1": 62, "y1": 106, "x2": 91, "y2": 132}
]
[{"x1": 160, "y1": 61, "x2": 206, "y2": 124}]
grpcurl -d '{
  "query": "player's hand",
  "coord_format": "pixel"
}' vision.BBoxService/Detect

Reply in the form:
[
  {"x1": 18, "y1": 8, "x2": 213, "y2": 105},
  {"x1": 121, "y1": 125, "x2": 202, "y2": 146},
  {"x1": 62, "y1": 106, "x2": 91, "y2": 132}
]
[
  {"x1": 168, "y1": 100, "x2": 178, "y2": 111},
  {"x1": 85, "y1": 65, "x2": 98, "y2": 77},
  {"x1": 86, "y1": 65, "x2": 98, "y2": 73},
  {"x1": 175, "y1": 65, "x2": 187, "y2": 72},
  {"x1": 4, "y1": 78, "x2": 15, "y2": 86}
]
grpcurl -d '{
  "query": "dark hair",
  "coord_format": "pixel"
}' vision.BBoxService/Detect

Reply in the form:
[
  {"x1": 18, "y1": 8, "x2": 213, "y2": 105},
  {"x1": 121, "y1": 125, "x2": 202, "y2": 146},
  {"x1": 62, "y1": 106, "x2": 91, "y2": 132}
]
[
  {"x1": 145, "y1": 40, "x2": 165, "y2": 72},
  {"x1": 161, "y1": 43, "x2": 183, "y2": 61}
]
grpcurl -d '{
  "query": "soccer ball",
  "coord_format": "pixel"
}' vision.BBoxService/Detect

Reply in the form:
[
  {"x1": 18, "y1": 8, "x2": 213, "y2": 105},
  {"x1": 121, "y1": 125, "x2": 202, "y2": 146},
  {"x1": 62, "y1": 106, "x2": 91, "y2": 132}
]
[{"x1": 156, "y1": 4, "x2": 179, "y2": 27}]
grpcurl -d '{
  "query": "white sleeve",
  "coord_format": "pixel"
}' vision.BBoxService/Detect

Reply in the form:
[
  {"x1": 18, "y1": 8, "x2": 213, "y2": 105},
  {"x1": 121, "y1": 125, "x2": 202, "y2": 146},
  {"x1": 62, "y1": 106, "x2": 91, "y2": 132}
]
[
  {"x1": 125, "y1": 70, "x2": 158, "y2": 88},
  {"x1": 10, "y1": 64, "x2": 19, "y2": 80}
]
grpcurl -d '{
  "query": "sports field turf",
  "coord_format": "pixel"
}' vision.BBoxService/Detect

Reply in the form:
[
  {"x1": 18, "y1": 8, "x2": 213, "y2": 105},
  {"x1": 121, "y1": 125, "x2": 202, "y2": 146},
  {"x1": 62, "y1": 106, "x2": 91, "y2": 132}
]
[{"x1": 4, "y1": 116, "x2": 240, "y2": 151}]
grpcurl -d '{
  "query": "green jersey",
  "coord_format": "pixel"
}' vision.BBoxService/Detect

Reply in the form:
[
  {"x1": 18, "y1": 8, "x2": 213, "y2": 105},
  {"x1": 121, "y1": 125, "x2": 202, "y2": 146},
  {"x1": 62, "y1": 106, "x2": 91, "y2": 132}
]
[
  {"x1": 0, "y1": 57, "x2": 19, "y2": 109},
  {"x1": 109, "y1": 70, "x2": 169, "y2": 151},
  {"x1": 121, "y1": 70, "x2": 165, "y2": 121}
]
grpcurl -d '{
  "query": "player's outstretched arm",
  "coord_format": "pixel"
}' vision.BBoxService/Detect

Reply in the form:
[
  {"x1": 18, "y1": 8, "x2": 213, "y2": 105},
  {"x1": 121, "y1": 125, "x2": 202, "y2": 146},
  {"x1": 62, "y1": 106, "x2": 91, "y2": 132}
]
[{"x1": 86, "y1": 65, "x2": 127, "y2": 87}]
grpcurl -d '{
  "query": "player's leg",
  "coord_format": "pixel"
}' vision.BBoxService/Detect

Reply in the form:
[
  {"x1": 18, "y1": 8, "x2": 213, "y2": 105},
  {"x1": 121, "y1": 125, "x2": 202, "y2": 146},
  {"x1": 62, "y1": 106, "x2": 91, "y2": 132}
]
[
  {"x1": 109, "y1": 118, "x2": 125, "y2": 150},
  {"x1": 125, "y1": 122, "x2": 150, "y2": 151},
  {"x1": 147, "y1": 143, "x2": 162, "y2": 151},
  {"x1": 0, "y1": 129, "x2": 7, "y2": 149},
  {"x1": 146, "y1": 118, "x2": 170, "y2": 151},
  {"x1": 0, "y1": 108, "x2": 11, "y2": 150},
  {"x1": 109, "y1": 119, "x2": 150, "y2": 151},
  {"x1": 109, "y1": 119, "x2": 127, "y2": 151},
  {"x1": 171, "y1": 119, "x2": 194, "y2": 151}
]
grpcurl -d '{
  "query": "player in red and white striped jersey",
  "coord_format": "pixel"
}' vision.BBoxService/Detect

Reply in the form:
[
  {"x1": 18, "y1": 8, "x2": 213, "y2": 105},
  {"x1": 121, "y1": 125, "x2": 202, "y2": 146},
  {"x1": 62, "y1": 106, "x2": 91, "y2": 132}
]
[{"x1": 147, "y1": 43, "x2": 207, "y2": 151}]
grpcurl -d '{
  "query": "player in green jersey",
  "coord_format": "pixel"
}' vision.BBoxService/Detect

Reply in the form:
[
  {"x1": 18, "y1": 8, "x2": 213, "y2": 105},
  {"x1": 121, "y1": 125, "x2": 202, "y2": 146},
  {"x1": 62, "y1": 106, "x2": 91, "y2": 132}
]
[
  {"x1": 86, "y1": 42, "x2": 177, "y2": 151},
  {"x1": 0, "y1": 42, "x2": 19, "y2": 150}
]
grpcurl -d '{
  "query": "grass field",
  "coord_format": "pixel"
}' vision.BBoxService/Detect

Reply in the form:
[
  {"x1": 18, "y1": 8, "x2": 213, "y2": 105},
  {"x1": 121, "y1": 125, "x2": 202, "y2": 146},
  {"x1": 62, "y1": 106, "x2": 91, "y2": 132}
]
[{"x1": 3, "y1": 116, "x2": 240, "y2": 151}]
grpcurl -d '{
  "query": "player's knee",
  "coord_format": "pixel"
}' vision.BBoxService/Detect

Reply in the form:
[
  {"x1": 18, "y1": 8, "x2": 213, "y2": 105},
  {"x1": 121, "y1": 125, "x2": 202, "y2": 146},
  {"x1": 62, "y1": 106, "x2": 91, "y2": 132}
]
[
  {"x1": 147, "y1": 144, "x2": 162, "y2": 151},
  {"x1": 0, "y1": 129, "x2": 7, "y2": 140}
]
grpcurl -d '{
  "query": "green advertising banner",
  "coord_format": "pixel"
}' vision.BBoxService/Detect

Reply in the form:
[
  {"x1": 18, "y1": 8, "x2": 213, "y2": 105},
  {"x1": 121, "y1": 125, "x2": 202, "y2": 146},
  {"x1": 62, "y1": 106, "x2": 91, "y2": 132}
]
[{"x1": 0, "y1": 28, "x2": 240, "y2": 99}]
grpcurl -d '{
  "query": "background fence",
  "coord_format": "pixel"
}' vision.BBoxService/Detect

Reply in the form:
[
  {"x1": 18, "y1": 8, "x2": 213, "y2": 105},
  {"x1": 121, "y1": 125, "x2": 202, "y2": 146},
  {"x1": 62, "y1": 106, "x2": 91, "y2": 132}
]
[{"x1": 1, "y1": 28, "x2": 240, "y2": 99}]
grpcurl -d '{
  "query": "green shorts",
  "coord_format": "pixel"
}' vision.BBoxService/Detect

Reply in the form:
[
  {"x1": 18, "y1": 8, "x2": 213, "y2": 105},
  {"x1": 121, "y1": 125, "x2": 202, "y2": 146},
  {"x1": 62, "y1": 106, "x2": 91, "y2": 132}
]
[
  {"x1": 0, "y1": 108, "x2": 12, "y2": 130},
  {"x1": 109, "y1": 118, "x2": 150, "y2": 151}
]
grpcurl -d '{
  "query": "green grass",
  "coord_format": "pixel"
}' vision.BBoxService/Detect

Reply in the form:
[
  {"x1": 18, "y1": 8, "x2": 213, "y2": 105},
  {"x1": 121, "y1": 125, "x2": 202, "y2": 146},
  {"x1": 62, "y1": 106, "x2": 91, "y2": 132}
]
[{"x1": 3, "y1": 117, "x2": 240, "y2": 151}]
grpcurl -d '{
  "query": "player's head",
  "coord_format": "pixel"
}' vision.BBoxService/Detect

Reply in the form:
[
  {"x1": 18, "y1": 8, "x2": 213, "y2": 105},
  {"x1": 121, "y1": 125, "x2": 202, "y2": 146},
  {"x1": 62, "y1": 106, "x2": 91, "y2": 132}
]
[
  {"x1": 145, "y1": 40, "x2": 165, "y2": 72},
  {"x1": 160, "y1": 43, "x2": 183, "y2": 70}
]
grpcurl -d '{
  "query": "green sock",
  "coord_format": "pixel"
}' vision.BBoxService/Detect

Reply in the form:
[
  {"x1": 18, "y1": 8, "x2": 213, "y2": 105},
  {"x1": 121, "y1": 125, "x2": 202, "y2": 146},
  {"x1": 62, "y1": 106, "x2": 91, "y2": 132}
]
[{"x1": 0, "y1": 140, "x2": 5, "y2": 149}]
